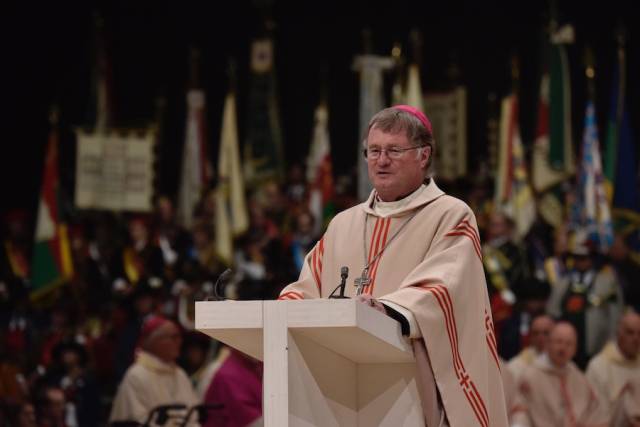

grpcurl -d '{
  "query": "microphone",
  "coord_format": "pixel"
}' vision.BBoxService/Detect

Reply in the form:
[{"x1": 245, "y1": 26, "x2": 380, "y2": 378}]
[
  {"x1": 208, "y1": 268, "x2": 233, "y2": 301},
  {"x1": 329, "y1": 266, "x2": 349, "y2": 299}
]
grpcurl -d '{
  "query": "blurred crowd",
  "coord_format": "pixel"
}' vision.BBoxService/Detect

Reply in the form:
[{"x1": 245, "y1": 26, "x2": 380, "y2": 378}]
[{"x1": 1, "y1": 167, "x2": 639, "y2": 426}]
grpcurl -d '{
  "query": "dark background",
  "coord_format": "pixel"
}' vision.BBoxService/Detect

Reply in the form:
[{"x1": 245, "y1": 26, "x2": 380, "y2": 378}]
[{"x1": 2, "y1": 0, "x2": 638, "y2": 220}]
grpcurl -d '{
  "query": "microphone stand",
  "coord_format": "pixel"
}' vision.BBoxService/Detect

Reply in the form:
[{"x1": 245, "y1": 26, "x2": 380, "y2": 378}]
[{"x1": 328, "y1": 267, "x2": 349, "y2": 299}]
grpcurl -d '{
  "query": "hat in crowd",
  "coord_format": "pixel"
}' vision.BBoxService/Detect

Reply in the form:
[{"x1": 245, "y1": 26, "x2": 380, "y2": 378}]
[
  {"x1": 127, "y1": 214, "x2": 152, "y2": 228},
  {"x1": 52, "y1": 339, "x2": 89, "y2": 366},
  {"x1": 513, "y1": 277, "x2": 552, "y2": 302},
  {"x1": 138, "y1": 315, "x2": 172, "y2": 347},
  {"x1": 568, "y1": 230, "x2": 594, "y2": 256}
]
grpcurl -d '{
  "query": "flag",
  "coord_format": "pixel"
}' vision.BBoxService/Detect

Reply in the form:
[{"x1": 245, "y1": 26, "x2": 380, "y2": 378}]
[
  {"x1": 352, "y1": 54, "x2": 395, "y2": 200},
  {"x1": 571, "y1": 101, "x2": 614, "y2": 252},
  {"x1": 531, "y1": 26, "x2": 576, "y2": 228},
  {"x1": 532, "y1": 25, "x2": 575, "y2": 196},
  {"x1": 604, "y1": 46, "x2": 639, "y2": 220},
  {"x1": 307, "y1": 102, "x2": 334, "y2": 233},
  {"x1": 177, "y1": 89, "x2": 212, "y2": 229},
  {"x1": 548, "y1": 26, "x2": 575, "y2": 173},
  {"x1": 243, "y1": 38, "x2": 285, "y2": 187},
  {"x1": 494, "y1": 95, "x2": 536, "y2": 239},
  {"x1": 215, "y1": 91, "x2": 249, "y2": 264},
  {"x1": 31, "y1": 114, "x2": 73, "y2": 299}
]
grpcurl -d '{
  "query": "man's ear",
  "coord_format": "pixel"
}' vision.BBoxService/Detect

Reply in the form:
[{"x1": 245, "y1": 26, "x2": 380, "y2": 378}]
[{"x1": 420, "y1": 145, "x2": 432, "y2": 169}]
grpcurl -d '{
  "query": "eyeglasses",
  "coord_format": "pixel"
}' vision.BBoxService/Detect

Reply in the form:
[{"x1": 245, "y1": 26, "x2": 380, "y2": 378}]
[{"x1": 363, "y1": 145, "x2": 426, "y2": 160}]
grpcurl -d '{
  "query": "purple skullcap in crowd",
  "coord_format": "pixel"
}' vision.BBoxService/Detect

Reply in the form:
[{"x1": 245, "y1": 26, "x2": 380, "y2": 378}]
[{"x1": 392, "y1": 105, "x2": 433, "y2": 134}]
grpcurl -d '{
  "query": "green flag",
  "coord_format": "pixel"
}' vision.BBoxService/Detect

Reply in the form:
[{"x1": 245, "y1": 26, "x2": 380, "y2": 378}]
[{"x1": 31, "y1": 114, "x2": 73, "y2": 299}]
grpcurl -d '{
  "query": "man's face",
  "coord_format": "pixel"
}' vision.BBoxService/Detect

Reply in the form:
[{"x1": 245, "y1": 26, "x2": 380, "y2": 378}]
[
  {"x1": 487, "y1": 213, "x2": 511, "y2": 242},
  {"x1": 366, "y1": 127, "x2": 429, "y2": 202},
  {"x1": 147, "y1": 322, "x2": 182, "y2": 363},
  {"x1": 18, "y1": 403, "x2": 36, "y2": 427},
  {"x1": 617, "y1": 313, "x2": 640, "y2": 360},
  {"x1": 548, "y1": 324, "x2": 577, "y2": 367},
  {"x1": 530, "y1": 316, "x2": 554, "y2": 353},
  {"x1": 45, "y1": 388, "x2": 66, "y2": 420}
]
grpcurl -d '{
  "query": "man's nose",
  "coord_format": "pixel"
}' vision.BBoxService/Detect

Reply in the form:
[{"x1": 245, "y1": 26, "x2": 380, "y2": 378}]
[{"x1": 377, "y1": 151, "x2": 392, "y2": 164}]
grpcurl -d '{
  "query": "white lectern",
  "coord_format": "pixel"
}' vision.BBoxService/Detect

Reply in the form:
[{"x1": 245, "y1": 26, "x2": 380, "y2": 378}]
[{"x1": 195, "y1": 299, "x2": 424, "y2": 427}]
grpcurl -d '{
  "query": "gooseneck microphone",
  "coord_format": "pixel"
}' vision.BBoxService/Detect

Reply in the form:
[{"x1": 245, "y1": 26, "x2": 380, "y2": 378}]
[
  {"x1": 209, "y1": 268, "x2": 233, "y2": 301},
  {"x1": 329, "y1": 266, "x2": 350, "y2": 299}
]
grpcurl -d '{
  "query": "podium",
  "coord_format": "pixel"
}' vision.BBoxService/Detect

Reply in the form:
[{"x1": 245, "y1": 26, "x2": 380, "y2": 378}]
[{"x1": 195, "y1": 299, "x2": 424, "y2": 426}]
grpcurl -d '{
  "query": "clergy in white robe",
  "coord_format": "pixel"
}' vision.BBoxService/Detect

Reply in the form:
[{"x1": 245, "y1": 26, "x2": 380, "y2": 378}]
[
  {"x1": 279, "y1": 105, "x2": 508, "y2": 426},
  {"x1": 611, "y1": 376, "x2": 640, "y2": 427},
  {"x1": 519, "y1": 322, "x2": 607, "y2": 427},
  {"x1": 110, "y1": 316, "x2": 200, "y2": 425},
  {"x1": 586, "y1": 311, "x2": 640, "y2": 425},
  {"x1": 507, "y1": 315, "x2": 554, "y2": 382}
]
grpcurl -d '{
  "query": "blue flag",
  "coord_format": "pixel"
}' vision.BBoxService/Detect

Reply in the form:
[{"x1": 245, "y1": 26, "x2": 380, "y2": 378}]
[{"x1": 571, "y1": 101, "x2": 614, "y2": 252}]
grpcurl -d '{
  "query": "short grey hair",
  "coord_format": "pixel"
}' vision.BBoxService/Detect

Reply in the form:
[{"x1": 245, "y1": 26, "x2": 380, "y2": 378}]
[{"x1": 363, "y1": 107, "x2": 436, "y2": 176}]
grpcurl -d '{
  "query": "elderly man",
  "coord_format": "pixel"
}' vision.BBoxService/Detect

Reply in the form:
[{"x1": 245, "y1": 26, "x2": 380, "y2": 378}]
[
  {"x1": 586, "y1": 311, "x2": 640, "y2": 425},
  {"x1": 519, "y1": 322, "x2": 608, "y2": 426},
  {"x1": 507, "y1": 314, "x2": 555, "y2": 382},
  {"x1": 110, "y1": 315, "x2": 199, "y2": 426},
  {"x1": 278, "y1": 105, "x2": 507, "y2": 426}
]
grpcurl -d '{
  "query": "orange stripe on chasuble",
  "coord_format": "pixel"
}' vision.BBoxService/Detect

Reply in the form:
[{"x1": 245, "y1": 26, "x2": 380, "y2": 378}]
[
  {"x1": 311, "y1": 247, "x2": 321, "y2": 294},
  {"x1": 367, "y1": 218, "x2": 382, "y2": 264},
  {"x1": 445, "y1": 231, "x2": 482, "y2": 260},
  {"x1": 460, "y1": 219, "x2": 481, "y2": 243},
  {"x1": 454, "y1": 222, "x2": 482, "y2": 255},
  {"x1": 318, "y1": 237, "x2": 325, "y2": 273},
  {"x1": 365, "y1": 218, "x2": 391, "y2": 295},
  {"x1": 484, "y1": 310, "x2": 500, "y2": 371},
  {"x1": 278, "y1": 291, "x2": 303, "y2": 300},
  {"x1": 416, "y1": 284, "x2": 490, "y2": 427}
]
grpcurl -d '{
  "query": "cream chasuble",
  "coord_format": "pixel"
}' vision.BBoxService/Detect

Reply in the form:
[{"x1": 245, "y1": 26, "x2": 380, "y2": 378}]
[{"x1": 279, "y1": 180, "x2": 508, "y2": 426}]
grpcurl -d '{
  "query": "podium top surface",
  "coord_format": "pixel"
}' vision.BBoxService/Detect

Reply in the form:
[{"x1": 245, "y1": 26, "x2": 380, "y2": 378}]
[{"x1": 195, "y1": 299, "x2": 414, "y2": 363}]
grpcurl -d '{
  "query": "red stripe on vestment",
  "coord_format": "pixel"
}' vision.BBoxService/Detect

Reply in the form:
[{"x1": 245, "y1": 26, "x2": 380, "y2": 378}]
[
  {"x1": 318, "y1": 236, "x2": 325, "y2": 273},
  {"x1": 484, "y1": 311, "x2": 500, "y2": 371},
  {"x1": 559, "y1": 376, "x2": 577, "y2": 426},
  {"x1": 468, "y1": 384, "x2": 490, "y2": 427},
  {"x1": 486, "y1": 336, "x2": 500, "y2": 372},
  {"x1": 371, "y1": 218, "x2": 385, "y2": 264},
  {"x1": 460, "y1": 220, "x2": 481, "y2": 244},
  {"x1": 470, "y1": 379, "x2": 490, "y2": 427},
  {"x1": 368, "y1": 218, "x2": 382, "y2": 264},
  {"x1": 455, "y1": 222, "x2": 482, "y2": 255},
  {"x1": 278, "y1": 291, "x2": 303, "y2": 300},
  {"x1": 311, "y1": 248, "x2": 321, "y2": 294},
  {"x1": 445, "y1": 231, "x2": 482, "y2": 260},
  {"x1": 463, "y1": 388, "x2": 488, "y2": 427},
  {"x1": 367, "y1": 218, "x2": 391, "y2": 295},
  {"x1": 416, "y1": 283, "x2": 490, "y2": 427},
  {"x1": 425, "y1": 285, "x2": 465, "y2": 371},
  {"x1": 417, "y1": 285, "x2": 462, "y2": 375}
]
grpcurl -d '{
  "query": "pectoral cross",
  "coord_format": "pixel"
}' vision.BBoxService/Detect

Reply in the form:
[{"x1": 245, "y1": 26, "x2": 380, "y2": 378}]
[{"x1": 354, "y1": 267, "x2": 371, "y2": 295}]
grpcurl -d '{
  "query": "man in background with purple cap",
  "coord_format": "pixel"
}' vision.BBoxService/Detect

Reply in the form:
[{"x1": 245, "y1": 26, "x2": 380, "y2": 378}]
[{"x1": 279, "y1": 106, "x2": 508, "y2": 426}]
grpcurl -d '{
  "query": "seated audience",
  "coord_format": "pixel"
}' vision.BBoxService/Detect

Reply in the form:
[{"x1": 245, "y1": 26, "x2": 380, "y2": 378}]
[
  {"x1": 519, "y1": 322, "x2": 608, "y2": 426},
  {"x1": 586, "y1": 311, "x2": 640, "y2": 424},
  {"x1": 507, "y1": 314, "x2": 554, "y2": 382},
  {"x1": 109, "y1": 315, "x2": 199, "y2": 426}
]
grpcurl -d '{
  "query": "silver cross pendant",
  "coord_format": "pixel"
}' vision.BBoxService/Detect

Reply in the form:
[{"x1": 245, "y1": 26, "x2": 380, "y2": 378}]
[{"x1": 354, "y1": 268, "x2": 371, "y2": 295}]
